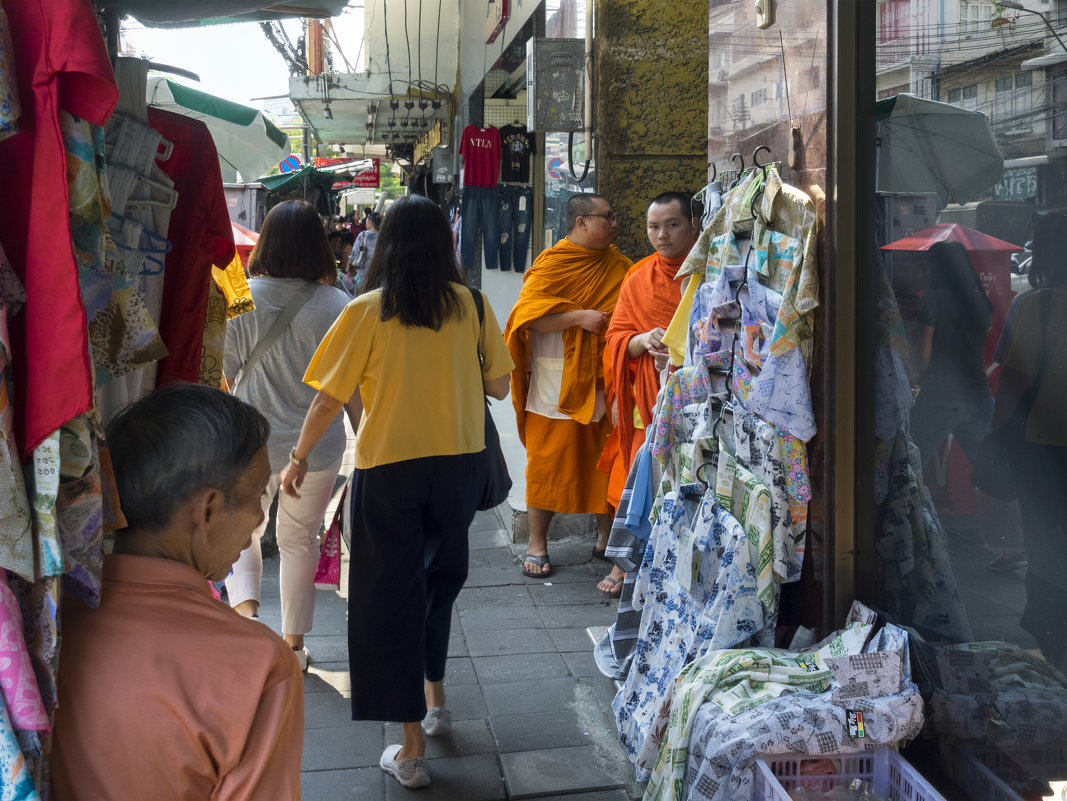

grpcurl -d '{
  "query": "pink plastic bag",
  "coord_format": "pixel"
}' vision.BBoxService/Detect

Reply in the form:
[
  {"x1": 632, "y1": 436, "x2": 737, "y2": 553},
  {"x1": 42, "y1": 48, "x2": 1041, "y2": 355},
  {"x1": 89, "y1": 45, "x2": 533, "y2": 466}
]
[{"x1": 314, "y1": 485, "x2": 347, "y2": 591}]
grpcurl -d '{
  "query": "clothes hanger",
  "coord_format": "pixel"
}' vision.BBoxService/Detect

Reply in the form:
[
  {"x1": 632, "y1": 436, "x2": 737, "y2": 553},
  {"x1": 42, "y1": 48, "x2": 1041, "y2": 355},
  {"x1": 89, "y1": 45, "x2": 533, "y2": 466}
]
[
  {"x1": 124, "y1": 174, "x2": 179, "y2": 210},
  {"x1": 139, "y1": 254, "x2": 166, "y2": 276},
  {"x1": 749, "y1": 146, "x2": 772, "y2": 222},
  {"x1": 729, "y1": 153, "x2": 745, "y2": 190},
  {"x1": 109, "y1": 213, "x2": 172, "y2": 255}
]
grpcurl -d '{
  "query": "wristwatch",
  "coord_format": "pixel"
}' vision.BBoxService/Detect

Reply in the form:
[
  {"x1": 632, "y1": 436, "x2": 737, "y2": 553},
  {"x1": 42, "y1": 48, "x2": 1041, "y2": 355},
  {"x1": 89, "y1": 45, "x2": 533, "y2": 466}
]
[{"x1": 289, "y1": 447, "x2": 307, "y2": 467}]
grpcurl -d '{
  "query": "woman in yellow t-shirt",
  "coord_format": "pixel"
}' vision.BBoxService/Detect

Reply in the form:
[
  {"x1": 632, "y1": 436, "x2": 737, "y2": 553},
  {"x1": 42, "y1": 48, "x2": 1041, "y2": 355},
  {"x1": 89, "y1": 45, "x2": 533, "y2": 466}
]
[{"x1": 281, "y1": 195, "x2": 513, "y2": 789}]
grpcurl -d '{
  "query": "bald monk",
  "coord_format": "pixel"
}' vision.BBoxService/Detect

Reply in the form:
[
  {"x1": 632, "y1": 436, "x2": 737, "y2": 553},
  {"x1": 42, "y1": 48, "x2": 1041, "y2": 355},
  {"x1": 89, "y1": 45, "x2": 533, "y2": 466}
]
[
  {"x1": 596, "y1": 192, "x2": 701, "y2": 595},
  {"x1": 505, "y1": 193, "x2": 632, "y2": 579}
]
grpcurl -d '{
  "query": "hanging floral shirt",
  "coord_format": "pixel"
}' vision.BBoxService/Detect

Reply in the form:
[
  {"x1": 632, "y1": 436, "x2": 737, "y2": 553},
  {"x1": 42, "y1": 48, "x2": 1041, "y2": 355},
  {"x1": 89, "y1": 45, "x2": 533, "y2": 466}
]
[{"x1": 614, "y1": 485, "x2": 763, "y2": 780}]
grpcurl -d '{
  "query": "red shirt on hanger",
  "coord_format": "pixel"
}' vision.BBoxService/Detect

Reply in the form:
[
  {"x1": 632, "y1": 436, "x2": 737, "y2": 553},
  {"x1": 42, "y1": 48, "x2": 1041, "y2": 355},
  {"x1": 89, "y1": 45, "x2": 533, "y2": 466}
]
[
  {"x1": 146, "y1": 108, "x2": 236, "y2": 388},
  {"x1": 459, "y1": 125, "x2": 502, "y2": 188},
  {"x1": 0, "y1": 0, "x2": 118, "y2": 457}
]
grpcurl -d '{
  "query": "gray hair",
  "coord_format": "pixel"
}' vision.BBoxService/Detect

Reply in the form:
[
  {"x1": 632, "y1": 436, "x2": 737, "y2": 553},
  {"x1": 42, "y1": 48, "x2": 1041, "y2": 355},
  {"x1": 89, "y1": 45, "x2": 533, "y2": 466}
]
[{"x1": 105, "y1": 384, "x2": 270, "y2": 532}]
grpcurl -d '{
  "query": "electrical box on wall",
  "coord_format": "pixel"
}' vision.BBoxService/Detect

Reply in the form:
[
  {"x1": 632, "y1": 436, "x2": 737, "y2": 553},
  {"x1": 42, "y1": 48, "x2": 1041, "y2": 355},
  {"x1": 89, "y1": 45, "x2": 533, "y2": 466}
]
[
  {"x1": 432, "y1": 147, "x2": 454, "y2": 183},
  {"x1": 526, "y1": 38, "x2": 585, "y2": 132}
]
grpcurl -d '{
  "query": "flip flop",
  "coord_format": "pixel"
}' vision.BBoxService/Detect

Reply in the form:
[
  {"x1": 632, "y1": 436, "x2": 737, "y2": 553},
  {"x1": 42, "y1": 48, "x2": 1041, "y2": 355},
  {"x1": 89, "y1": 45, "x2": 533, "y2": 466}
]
[
  {"x1": 520, "y1": 553, "x2": 552, "y2": 578},
  {"x1": 597, "y1": 575, "x2": 623, "y2": 598},
  {"x1": 591, "y1": 547, "x2": 611, "y2": 563}
]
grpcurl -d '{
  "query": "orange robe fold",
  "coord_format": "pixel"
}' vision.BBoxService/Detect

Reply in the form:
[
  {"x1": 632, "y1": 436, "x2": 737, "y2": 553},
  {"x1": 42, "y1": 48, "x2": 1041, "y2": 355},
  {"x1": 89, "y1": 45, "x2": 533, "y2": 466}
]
[
  {"x1": 505, "y1": 238, "x2": 631, "y2": 514},
  {"x1": 504, "y1": 238, "x2": 632, "y2": 445},
  {"x1": 600, "y1": 252, "x2": 687, "y2": 506}
]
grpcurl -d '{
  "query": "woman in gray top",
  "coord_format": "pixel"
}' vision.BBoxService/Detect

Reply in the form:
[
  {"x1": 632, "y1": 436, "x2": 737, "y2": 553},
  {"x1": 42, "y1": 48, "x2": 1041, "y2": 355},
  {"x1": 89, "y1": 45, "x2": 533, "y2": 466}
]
[
  {"x1": 349, "y1": 211, "x2": 381, "y2": 293},
  {"x1": 223, "y1": 200, "x2": 356, "y2": 670}
]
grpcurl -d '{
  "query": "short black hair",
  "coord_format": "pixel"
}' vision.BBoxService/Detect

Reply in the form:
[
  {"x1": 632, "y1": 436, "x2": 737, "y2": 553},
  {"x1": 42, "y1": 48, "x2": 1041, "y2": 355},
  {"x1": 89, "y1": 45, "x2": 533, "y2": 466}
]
[
  {"x1": 105, "y1": 384, "x2": 270, "y2": 533},
  {"x1": 329, "y1": 229, "x2": 355, "y2": 247},
  {"x1": 650, "y1": 191, "x2": 702, "y2": 221},
  {"x1": 566, "y1": 193, "x2": 606, "y2": 233}
]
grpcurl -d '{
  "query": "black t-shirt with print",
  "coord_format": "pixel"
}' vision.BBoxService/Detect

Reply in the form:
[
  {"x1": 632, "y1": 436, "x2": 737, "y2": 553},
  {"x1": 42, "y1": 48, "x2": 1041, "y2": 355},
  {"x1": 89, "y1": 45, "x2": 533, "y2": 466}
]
[{"x1": 499, "y1": 124, "x2": 535, "y2": 184}]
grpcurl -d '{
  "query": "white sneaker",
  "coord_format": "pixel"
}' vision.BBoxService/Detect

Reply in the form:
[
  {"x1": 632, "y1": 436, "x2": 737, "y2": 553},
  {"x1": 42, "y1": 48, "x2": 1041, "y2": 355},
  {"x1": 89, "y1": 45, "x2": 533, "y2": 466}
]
[
  {"x1": 291, "y1": 646, "x2": 309, "y2": 672},
  {"x1": 421, "y1": 706, "x2": 452, "y2": 736},
  {"x1": 380, "y1": 744, "x2": 430, "y2": 788}
]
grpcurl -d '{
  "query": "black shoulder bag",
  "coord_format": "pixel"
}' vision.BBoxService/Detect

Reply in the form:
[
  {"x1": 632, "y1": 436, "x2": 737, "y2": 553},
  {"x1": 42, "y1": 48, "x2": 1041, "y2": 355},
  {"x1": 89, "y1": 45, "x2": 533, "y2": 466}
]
[{"x1": 467, "y1": 286, "x2": 513, "y2": 510}]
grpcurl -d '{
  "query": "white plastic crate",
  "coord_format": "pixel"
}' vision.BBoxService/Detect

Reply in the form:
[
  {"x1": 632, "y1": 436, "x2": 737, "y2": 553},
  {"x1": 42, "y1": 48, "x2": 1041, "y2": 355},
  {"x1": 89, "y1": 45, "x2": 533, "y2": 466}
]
[
  {"x1": 943, "y1": 742, "x2": 1067, "y2": 801},
  {"x1": 753, "y1": 747, "x2": 947, "y2": 801}
]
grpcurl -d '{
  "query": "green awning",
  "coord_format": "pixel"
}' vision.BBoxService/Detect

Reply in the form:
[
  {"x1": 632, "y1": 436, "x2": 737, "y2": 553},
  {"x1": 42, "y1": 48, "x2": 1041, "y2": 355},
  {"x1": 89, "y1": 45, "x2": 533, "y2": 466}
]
[
  {"x1": 147, "y1": 77, "x2": 292, "y2": 182},
  {"x1": 164, "y1": 80, "x2": 289, "y2": 150},
  {"x1": 258, "y1": 165, "x2": 344, "y2": 193}
]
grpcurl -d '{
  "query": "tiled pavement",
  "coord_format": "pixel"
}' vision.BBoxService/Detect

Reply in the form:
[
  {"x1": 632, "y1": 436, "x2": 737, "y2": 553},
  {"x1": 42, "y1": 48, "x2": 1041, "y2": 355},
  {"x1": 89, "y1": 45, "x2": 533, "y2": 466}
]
[{"x1": 254, "y1": 503, "x2": 643, "y2": 801}]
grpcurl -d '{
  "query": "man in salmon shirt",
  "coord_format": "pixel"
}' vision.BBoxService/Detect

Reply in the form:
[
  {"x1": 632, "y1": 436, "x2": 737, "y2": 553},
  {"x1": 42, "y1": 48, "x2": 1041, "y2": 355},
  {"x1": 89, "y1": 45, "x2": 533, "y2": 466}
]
[
  {"x1": 596, "y1": 192, "x2": 702, "y2": 596},
  {"x1": 505, "y1": 194, "x2": 632, "y2": 581},
  {"x1": 52, "y1": 385, "x2": 304, "y2": 801}
]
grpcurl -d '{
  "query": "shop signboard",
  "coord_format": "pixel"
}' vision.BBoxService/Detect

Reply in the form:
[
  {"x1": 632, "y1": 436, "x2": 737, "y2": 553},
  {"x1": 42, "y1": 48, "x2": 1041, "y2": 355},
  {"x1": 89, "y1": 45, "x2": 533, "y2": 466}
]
[
  {"x1": 485, "y1": 0, "x2": 510, "y2": 44},
  {"x1": 992, "y1": 166, "x2": 1039, "y2": 201},
  {"x1": 413, "y1": 122, "x2": 443, "y2": 165},
  {"x1": 350, "y1": 159, "x2": 380, "y2": 188}
]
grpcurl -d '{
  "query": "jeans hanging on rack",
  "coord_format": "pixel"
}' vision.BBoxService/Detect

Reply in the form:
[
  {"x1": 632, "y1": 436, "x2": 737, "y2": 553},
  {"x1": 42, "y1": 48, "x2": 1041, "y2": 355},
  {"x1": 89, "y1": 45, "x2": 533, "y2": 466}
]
[
  {"x1": 460, "y1": 185, "x2": 501, "y2": 271},
  {"x1": 498, "y1": 184, "x2": 533, "y2": 272}
]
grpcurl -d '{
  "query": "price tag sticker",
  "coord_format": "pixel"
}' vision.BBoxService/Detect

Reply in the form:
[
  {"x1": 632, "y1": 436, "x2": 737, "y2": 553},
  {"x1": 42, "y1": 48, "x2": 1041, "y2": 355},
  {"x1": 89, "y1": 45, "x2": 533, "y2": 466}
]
[{"x1": 847, "y1": 710, "x2": 865, "y2": 739}]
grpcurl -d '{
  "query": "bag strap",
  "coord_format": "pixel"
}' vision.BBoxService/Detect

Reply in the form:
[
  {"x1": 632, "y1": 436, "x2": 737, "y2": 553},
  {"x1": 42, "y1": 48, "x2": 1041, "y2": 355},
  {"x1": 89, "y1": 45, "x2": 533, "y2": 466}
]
[
  {"x1": 233, "y1": 281, "x2": 317, "y2": 392},
  {"x1": 467, "y1": 285, "x2": 491, "y2": 398},
  {"x1": 467, "y1": 285, "x2": 485, "y2": 357}
]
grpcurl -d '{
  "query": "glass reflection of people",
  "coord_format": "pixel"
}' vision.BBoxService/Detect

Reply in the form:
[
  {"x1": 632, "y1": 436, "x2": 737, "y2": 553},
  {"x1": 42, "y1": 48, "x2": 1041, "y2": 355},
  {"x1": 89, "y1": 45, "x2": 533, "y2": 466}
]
[
  {"x1": 909, "y1": 241, "x2": 1026, "y2": 571},
  {"x1": 992, "y1": 210, "x2": 1067, "y2": 672},
  {"x1": 910, "y1": 241, "x2": 994, "y2": 471}
]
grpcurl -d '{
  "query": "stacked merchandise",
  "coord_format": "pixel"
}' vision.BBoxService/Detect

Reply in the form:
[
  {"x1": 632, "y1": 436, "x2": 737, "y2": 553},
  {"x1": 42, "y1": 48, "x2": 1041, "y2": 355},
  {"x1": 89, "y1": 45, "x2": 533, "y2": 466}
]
[
  {"x1": 0, "y1": 5, "x2": 249, "y2": 796},
  {"x1": 598, "y1": 166, "x2": 930, "y2": 801},
  {"x1": 457, "y1": 121, "x2": 536, "y2": 273}
]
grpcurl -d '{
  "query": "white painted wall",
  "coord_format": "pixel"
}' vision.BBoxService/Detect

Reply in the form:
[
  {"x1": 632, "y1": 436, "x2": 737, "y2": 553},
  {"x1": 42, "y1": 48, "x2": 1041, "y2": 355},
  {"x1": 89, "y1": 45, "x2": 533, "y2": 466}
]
[
  {"x1": 457, "y1": 0, "x2": 542, "y2": 107},
  {"x1": 363, "y1": 0, "x2": 461, "y2": 99}
]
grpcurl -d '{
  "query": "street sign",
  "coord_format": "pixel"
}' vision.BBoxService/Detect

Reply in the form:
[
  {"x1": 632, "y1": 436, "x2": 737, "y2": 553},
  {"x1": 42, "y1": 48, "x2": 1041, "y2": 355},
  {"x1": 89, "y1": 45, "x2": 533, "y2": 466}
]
[
  {"x1": 350, "y1": 158, "x2": 380, "y2": 188},
  {"x1": 278, "y1": 155, "x2": 301, "y2": 174}
]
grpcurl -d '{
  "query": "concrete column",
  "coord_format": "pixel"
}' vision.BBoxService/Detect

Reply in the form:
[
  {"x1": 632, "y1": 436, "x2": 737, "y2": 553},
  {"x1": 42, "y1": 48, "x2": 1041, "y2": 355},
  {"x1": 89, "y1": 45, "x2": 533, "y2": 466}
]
[{"x1": 594, "y1": 0, "x2": 709, "y2": 260}]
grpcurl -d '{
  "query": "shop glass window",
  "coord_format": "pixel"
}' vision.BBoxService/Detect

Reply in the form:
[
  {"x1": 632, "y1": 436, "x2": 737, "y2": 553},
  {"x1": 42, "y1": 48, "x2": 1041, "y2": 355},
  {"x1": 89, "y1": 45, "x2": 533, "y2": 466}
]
[
  {"x1": 869, "y1": 1, "x2": 1066, "y2": 794},
  {"x1": 540, "y1": 0, "x2": 594, "y2": 247}
]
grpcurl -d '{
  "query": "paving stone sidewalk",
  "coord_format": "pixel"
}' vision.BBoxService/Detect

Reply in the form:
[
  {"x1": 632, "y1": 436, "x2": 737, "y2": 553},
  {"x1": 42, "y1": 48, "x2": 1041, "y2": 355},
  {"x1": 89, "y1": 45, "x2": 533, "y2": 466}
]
[{"x1": 254, "y1": 505, "x2": 644, "y2": 800}]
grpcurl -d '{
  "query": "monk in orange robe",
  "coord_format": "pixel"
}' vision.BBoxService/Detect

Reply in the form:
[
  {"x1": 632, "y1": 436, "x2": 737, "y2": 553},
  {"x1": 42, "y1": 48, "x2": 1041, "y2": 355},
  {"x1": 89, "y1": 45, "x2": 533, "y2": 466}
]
[
  {"x1": 596, "y1": 192, "x2": 701, "y2": 595},
  {"x1": 505, "y1": 193, "x2": 632, "y2": 580}
]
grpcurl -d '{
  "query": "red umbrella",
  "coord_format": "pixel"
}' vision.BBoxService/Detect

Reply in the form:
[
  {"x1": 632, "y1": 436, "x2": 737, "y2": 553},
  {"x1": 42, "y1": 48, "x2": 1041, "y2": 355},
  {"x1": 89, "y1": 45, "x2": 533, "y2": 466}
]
[
  {"x1": 231, "y1": 221, "x2": 258, "y2": 268},
  {"x1": 880, "y1": 222, "x2": 1021, "y2": 254},
  {"x1": 881, "y1": 222, "x2": 1021, "y2": 366}
]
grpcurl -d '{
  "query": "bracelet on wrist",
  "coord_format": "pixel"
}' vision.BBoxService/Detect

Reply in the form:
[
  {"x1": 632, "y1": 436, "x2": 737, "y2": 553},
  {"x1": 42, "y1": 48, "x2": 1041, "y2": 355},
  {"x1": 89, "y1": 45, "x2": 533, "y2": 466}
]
[{"x1": 289, "y1": 447, "x2": 307, "y2": 467}]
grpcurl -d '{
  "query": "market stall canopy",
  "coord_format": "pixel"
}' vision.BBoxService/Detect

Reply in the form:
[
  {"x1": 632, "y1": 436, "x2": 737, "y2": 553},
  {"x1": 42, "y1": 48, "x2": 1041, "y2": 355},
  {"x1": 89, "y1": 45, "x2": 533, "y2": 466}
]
[
  {"x1": 257, "y1": 164, "x2": 349, "y2": 193},
  {"x1": 111, "y1": 0, "x2": 348, "y2": 26},
  {"x1": 875, "y1": 94, "x2": 1004, "y2": 210},
  {"x1": 147, "y1": 77, "x2": 291, "y2": 183}
]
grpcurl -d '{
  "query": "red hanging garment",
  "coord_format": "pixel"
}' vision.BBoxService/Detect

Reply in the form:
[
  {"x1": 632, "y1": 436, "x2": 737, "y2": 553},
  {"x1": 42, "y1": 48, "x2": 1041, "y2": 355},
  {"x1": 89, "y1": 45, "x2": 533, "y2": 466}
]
[
  {"x1": 0, "y1": 0, "x2": 118, "y2": 457},
  {"x1": 146, "y1": 108, "x2": 236, "y2": 387}
]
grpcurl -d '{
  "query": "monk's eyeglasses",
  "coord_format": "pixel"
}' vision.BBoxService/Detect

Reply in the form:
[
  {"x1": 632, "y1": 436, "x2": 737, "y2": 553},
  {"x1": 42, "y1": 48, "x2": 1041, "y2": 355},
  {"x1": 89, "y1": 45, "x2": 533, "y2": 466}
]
[{"x1": 583, "y1": 212, "x2": 617, "y2": 222}]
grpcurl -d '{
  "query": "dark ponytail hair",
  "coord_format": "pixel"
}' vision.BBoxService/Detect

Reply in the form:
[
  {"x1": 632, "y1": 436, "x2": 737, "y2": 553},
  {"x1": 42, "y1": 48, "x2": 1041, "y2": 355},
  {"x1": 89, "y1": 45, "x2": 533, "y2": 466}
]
[
  {"x1": 927, "y1": 240, "x2": 992, "y2": 331},
  {"x1": 1030, "y1": 210, "x2": 1067, "y2": 289}
]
